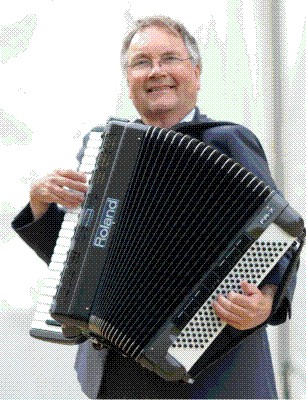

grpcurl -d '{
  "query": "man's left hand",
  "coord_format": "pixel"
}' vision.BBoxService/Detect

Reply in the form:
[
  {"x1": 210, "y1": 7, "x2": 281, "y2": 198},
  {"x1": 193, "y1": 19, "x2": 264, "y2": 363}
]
[{"x1": 213, "y1": 281, "x2": 277, "y2": 330}]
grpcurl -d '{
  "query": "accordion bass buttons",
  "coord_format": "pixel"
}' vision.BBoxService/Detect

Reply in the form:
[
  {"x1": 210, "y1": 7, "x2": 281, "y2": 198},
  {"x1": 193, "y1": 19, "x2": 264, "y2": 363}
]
[{"x1": 172, "y1": 236, "x2": 253, "y2": 332}]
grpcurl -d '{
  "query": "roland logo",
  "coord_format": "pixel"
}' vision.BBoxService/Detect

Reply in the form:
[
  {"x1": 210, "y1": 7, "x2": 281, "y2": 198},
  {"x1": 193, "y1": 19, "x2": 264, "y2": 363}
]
[
  {"x1": 259, "y1": 207, "x2": 275, "y2": 225},
  {"x1": 93, "y1": 197, "x2": 119, "y2": 248}
]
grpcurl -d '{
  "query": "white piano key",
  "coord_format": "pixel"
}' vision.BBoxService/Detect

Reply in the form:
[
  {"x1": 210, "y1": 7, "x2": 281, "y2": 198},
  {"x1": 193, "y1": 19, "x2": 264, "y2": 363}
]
[
  {"x1": 56, "y1": 236, "x2": 73, "y2": 248},
  {"x1": 86, "y1": 146, "x2": 101, "y2": 153},
  {"x1": 50, "y1": 252, "x2": 67, "y2": 263},
  {"x1": 84, "y1": 147, "x2": 101, "y2": 157},
  {"x1": 56, "y1": 236, "x2": 70, "y2": 247},
  {"x1": 48, "y1": 260, "x2": 65, "y2": 271},
  {"x1": 63, "y1": 212, "x2": 80, "y2": 223},
  {"x1": 80, "y1": 161, "x2": 96, "y2": 171},
  {"x1": 61, "y1": 219, "x2": 78, "y2": 229},
  {"x1": 61, "y1": 220, "x2": 78, "y2": 230},
  {"x1": 81, "y1": 153, "x2": 97, "y2": 162},
  {"x1": 65, "y1": 207, "x2": 82, "y2": 215},
  {"x1": 87, "y1": 134, "x2": 100, "y2": 141},
  {"x1": 58, "y1": 229, "x2": 75, "y2": 240},
  {"x1": 37, "y1": 294, "x2": 54, "y2": 305},
  {"x1": 89, "y1": 131, "x2": 104, "y2": 140},
  {"x1": 78, "y1": 164, "x2": 93, "y2": 173},
  {"x1": 48, "y1": 265, "x2": 63, "y2": 274},
  {"x1": 58, "y1": 227, "x2": 75, "y2": 236},
  {"x1": 52, "y1": 244, "x2": 69, "y2": 256},
  {"x1": 40, "y1": 286, "x2": 57, "y2": 297},
  {"x1": 41, "y1": 279, "x2": 58, "y2": 295},
  {"x1": 43, "y1": 278, "x2": 59, "y2": 290},
  {"x1": 35, "y1": 302, "x2": 52, "y2": 313},
  {"x1": 81, "y1": 157, "x2": 97, "y2": 168},
  {"x1": 43, "y1": 269, "x2": 61, "y2": 280},
  {"x1": 84, "y1": 173, "x2": 93, "y2": 184},
  {"x1": 32, "y1": 311, "x2": 54, "y2": 322}
]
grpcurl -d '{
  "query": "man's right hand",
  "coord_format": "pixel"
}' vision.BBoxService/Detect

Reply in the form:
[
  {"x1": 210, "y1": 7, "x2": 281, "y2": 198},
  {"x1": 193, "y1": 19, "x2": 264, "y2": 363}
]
[{"x1": 29, "y1": 169, "x2": 88, "y2": 220}]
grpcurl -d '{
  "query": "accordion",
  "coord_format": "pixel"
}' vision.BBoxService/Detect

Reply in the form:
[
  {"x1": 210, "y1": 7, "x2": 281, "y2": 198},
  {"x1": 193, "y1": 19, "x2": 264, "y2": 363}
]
[{"x1": 31, "y1": 119, "x2": 305, "y2": 383}]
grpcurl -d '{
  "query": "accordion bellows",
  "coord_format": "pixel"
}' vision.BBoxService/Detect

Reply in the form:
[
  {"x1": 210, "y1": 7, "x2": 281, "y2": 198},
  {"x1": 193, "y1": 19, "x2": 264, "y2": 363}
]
[{"x1": 46, "y1": 120, "x2": 304, "y2": 382}]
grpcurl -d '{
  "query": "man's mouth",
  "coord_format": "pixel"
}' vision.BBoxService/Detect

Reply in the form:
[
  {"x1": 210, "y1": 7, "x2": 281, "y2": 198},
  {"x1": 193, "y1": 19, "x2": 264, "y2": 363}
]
[{"x1": 147, "y1": 85, "x2": 175, "y2": 93}]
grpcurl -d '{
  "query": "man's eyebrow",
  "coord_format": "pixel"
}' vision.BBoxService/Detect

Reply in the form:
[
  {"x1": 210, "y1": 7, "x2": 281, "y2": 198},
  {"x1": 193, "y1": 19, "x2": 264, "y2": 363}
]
[
  {"x1": 131, "y1": 51, "x2": 181, "y2": 60},
  {"x1": 130, "y1": 52, "x2": 150, "y2": 60},
  {"x1": 161, "y1": 51, "x2": 180, "y2": 56}
]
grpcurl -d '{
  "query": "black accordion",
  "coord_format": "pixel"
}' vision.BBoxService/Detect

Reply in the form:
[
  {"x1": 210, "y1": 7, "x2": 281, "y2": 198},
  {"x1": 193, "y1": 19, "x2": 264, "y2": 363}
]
[{"x1": 31, "y1": 120, "x2": 305, "y2": 383}]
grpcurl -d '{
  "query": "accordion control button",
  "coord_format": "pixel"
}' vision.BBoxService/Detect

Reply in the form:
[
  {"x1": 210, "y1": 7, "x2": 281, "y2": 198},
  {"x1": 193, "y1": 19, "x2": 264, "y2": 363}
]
[
  {"x1": 193, "y1": 285, "x2": 211, "y2": 307},
  {"x1": 235, "y1": 234, "x2": 253, "y2": 253},
  {"x1": 173, "y1": 310, "x2": 191, "y2": 330},
  {"x1": 225, "y1": 247, "x2": 242, "y2": 266},
  {"x1": 205, "y1": 271, "x2": 221, "y2": 290},
  {"x1": 184, "y1": 298, "x2": 201, "y2": 317}
]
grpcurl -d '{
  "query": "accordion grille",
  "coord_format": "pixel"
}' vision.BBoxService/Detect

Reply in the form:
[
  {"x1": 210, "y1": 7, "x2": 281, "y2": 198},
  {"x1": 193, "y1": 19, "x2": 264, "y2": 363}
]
[{"x1": 91, "y1": 126, "x2": 272, "y2": 357}]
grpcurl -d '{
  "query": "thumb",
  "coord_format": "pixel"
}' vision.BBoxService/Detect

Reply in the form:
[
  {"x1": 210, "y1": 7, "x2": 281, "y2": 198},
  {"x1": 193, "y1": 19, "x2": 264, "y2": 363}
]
[{"x1": 240, "y1": 280, "x2": 260, "y2": 295}]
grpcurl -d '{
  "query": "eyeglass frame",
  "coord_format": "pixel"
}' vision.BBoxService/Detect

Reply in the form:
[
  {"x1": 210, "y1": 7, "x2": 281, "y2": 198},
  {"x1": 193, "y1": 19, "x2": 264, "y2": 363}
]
[{"x1": 127, "y1": 55, "x2": 194, "y2": 72}]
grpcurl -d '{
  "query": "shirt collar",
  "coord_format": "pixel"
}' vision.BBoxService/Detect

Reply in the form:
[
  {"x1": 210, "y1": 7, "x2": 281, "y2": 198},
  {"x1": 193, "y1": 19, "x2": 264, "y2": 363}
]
[
  {"x1": 134, "y1": 108, "x2": 197, "y2": 125},
  {"x1": 179, "y1": 108, "x2": 196, "y2": 123}
]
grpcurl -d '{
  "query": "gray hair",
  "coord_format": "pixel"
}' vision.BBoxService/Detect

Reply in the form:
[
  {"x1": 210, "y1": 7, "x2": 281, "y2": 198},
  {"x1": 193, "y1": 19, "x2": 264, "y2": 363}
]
[{"x1": 121, "y1": 15, "x2": 202, "y2": 72}]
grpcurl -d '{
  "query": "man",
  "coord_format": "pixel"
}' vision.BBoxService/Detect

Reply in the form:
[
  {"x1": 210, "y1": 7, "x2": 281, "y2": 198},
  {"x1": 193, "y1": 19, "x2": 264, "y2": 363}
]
[{"x1": 12, "y1": 16, "x2": 297, "y2": 399}]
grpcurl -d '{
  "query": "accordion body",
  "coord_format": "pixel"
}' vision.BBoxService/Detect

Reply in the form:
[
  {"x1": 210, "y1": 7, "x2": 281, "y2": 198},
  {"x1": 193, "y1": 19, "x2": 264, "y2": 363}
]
[{"x1": 36, "y1": 120, "x2": 304, "y2": 382}]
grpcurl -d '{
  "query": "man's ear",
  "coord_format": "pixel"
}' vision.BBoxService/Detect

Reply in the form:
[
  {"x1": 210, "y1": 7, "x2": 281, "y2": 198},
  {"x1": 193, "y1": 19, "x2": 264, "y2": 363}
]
[
  {"x1": 127, "y1": 77, "x2": 132, "y2": 99},
  {"x1": 195, "y1": 64, "x2": 201, "y2": 91}
]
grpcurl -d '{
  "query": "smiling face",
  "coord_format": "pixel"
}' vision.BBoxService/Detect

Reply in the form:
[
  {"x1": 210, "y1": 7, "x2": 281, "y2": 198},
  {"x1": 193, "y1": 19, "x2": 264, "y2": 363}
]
[{"x1": 126, "y1": 26, "x2": 201, "y2": 127}]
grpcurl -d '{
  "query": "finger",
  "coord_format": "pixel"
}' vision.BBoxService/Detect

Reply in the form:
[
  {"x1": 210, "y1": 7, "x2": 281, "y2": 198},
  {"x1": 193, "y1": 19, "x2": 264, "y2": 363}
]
[
  {"x1": 47, "y1": 192, "x2": 82, "y2": 209},
  {"x1": 213, "y1": 300, "x2": 244, "y2": 326},
  {"x1": 240, "y1": 280, "x2": 260, "y2": 296},
  {"x1": 216, "y1": 295, "x2": 249, "y2": 318},
  {"x1": 36, "y1": 190, "x2": 78, "y2": 208},
  {"x1": 55, "y1": 169, "x2": 87, "y2": 183},
  {"x1": 226, "y1": 291, "x2": 252, "y2": 308},
  {"x1": 227, "y1": 291, "x2": 268, "y2": 314},
  {"x1": 50, "y1": 175, "x2": 88, "y2": 193},
  {"x1": 62, "y1": 201, "x2": 82, "y2": 209},
  {"x1": 51, "y1": 185, "x2": 86, "y2": 204}
]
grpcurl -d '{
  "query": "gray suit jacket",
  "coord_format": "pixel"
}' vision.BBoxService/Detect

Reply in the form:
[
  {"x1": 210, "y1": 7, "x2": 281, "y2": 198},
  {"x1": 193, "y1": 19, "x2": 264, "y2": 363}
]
[{"x1": 12, "y1": 109, "x2": 298, "y2": 398}]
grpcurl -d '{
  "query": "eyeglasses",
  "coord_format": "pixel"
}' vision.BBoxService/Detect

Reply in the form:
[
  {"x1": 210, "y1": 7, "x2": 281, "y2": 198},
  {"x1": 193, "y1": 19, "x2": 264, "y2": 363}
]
[{"x1": 127, "y1": 55, "x2": 193, "y2": 72}]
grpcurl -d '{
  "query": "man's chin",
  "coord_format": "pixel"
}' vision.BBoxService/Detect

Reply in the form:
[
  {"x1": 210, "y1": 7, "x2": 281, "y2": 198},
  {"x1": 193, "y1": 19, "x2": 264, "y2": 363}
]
[{"x1": 146, "y1": 102, "x2": 177, "y2": 115}]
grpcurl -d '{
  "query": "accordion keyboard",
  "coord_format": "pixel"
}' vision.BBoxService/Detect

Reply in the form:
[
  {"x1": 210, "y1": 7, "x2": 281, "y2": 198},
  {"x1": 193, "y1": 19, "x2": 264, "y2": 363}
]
[{"x1": 30, "y1": 130, "x2": 103, "y2": 343}]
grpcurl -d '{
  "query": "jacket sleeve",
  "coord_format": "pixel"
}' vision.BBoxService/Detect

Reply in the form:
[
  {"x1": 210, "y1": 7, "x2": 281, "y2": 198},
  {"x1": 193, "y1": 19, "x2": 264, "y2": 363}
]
[
  {"x1": 203, "y1": 124, "x2": 299, "y2": 325},
  {"x1": 11, "y1": 202, "x2": 65, "y2": 265}
]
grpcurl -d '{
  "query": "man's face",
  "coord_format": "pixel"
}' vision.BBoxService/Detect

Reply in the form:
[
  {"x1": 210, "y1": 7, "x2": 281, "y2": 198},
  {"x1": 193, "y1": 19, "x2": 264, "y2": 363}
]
[{"x1": 126, "y1": 26, "x2": 201, "y2": 121}]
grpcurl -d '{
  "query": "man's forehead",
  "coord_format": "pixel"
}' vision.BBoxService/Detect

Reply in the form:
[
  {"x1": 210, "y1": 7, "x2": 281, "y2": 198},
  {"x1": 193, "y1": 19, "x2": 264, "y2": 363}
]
[{"x1": 128, "y1": 26, "x2": 184, "y2": 52}]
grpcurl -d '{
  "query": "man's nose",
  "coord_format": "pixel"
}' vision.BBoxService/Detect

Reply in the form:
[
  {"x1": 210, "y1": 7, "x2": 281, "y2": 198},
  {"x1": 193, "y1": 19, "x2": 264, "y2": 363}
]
[{"x1": 148, "y1": 61, "x2": 167, "y2": 76}]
